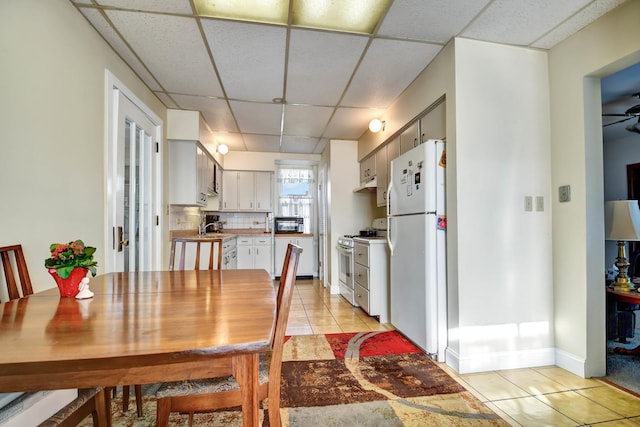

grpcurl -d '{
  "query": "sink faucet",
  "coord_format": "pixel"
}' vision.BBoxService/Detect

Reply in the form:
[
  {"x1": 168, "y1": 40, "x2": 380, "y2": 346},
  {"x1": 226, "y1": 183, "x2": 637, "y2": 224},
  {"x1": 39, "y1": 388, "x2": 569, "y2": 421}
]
[{"x1": 198, "y1": 223, "x2": 217, "y2": 236}]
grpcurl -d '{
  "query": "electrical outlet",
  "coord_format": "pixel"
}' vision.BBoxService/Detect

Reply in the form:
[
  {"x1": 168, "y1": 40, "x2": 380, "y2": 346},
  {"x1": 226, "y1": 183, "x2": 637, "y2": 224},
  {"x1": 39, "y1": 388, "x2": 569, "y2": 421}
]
[
  {"x1": 525, "y1": 196, "x2": 533, "y2": 212},
  {"x1": 536, "y1": 196, "x2": 544, "y2": 211}
]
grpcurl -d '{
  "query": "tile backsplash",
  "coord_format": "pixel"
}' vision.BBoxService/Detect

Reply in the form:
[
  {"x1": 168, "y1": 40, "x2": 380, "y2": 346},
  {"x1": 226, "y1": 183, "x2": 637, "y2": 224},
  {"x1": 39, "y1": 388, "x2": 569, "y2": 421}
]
[{"x1": 169, "y1": 206, "x2": 272, "y2": 231}]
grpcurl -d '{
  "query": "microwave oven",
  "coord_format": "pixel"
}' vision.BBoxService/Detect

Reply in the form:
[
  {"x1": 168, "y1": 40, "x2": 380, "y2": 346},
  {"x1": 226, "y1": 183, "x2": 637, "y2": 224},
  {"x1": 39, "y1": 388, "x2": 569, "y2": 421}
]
[{"x1": 274, "y1": 217, "x2": 304, "y2": 234}]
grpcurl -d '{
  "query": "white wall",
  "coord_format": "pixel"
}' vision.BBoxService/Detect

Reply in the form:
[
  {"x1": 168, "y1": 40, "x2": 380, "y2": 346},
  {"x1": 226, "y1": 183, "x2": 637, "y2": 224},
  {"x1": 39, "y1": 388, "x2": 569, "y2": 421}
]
[
  {"x1": 452, "y1": 38, "x2": 554, "y2": 373},
  {"x1": 0, "y1": 0, "x2": 166, "y2": 291},
  {"x1": 548, "y1": 0, "x2": 640, "y2": 377},
  {"x1": 358, "y1": 38, "x2": 554, "y2": 373},
  {"x1": 321, "y1": 140, "x2": 374, "y2": 291}
]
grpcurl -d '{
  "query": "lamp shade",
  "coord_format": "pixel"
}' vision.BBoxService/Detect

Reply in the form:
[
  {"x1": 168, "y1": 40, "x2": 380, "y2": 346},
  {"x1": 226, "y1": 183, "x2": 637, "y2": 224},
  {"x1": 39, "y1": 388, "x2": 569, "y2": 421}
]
[
  {"x1": 605, "y1": 200, "x2": 640, "y2": 241},
  {"x1": 368, "y1": 119, "x2": 384, "y2": 133}
]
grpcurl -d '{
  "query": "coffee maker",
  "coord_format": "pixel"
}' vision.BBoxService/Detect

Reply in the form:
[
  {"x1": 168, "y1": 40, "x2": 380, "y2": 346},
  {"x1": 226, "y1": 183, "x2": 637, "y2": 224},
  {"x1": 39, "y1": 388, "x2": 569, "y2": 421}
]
[{"x1": 205, "y1": 214, "x2": 223, "y2": 232}]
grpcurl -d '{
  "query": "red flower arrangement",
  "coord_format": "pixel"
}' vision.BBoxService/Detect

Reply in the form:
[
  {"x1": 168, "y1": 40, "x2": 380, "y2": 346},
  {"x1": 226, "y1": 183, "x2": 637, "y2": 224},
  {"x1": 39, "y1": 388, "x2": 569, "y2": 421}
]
[{"x1": 44, "y1": 240, "x2": 98, "y2": 279}]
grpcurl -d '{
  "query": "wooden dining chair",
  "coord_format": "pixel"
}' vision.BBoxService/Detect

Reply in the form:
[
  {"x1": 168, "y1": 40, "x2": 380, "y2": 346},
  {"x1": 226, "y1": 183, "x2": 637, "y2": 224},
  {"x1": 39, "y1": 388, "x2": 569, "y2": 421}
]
[
  {"x1": 0, "y1": 244, "x2": 33, "y2": 301},
  {"x1": 0, "y1": 244, "x2": 109, "y2": 426},
  {"x1": 169, "y1": 237, "x2": 224, "y2": 271},
  {"x1": 155, "y1": 243, "x2": 303, "y2": 427}
]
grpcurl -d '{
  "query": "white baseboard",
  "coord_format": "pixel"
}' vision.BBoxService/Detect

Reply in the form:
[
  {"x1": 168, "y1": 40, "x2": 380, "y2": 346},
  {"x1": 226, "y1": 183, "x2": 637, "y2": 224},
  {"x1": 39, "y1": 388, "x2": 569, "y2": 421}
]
[
  {"x1": 444, "y1": 347, "x2": 556, "y2": 374},
  {"x1": 554, "y1": 348, "x2": 586, "y2": 377}
]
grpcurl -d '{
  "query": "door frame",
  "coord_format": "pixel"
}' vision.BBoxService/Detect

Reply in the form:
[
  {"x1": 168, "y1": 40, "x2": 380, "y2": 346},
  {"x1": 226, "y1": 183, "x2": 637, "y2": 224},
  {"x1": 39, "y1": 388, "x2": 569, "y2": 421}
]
[{"x1": 105, "y1": 70, "x2": 163, "y2": 272}]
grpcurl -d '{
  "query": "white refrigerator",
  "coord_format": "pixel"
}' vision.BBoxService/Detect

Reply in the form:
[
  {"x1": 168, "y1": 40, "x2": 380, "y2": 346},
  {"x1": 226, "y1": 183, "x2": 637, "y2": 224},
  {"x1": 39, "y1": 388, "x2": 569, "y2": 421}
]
[{"x1": 387, "y1": 140, "x2": 446, "y2": 360}]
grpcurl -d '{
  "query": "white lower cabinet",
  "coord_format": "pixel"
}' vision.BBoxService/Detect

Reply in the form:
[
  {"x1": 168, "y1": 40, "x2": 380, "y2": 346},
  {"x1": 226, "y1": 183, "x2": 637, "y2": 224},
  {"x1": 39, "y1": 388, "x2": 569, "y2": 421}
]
[
  {"x1": 274, "y1": 236, "x2": 313, "y2": 277},
  {"x1": 221, "y1": 238, "x2": 237, "y2": 269},
  {"x1": 237, "y1": 236, "x2": 273, "y2": 276},
  {"x1": 354, "y1": 240, "x2": 389, "y2": 323}
]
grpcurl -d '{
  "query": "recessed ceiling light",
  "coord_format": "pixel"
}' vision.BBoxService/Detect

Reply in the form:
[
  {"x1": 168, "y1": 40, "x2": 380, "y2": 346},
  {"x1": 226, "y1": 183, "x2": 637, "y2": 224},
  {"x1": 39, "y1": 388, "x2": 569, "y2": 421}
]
[
  {"x1": 292, "y1": 0, "x2": 391, "y2": 34},
  {"x1": 194, "y1": 0, "x2": 391, "y2": 34},
  {"x1": 194, "y1": 0, "x2": 289, "y2": 25}
]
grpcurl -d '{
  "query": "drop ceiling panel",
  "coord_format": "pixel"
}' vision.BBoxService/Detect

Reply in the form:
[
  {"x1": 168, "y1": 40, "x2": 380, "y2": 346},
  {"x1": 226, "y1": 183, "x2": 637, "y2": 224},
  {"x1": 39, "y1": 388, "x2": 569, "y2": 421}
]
[
  {"x1": 281, "y1": 135, "x2": 320, "y2": 154},
  {"x1": 313, "y1": 139, "x2": 328, "y2": 154},
  {"x1": 324, "y1": 107, "x2": 378, "y2": 139},
  {"x1": 531, "y1": 0, "x2": 628, "y2": 49},
  {"x1": 171, "y1": 94, "x2": 238, "y2": 133},
  {"x1": 79, "y1": 9, "x2": 162, "y2": 92},
  {"x1": 286, "y1": 29, "x2": 368, "y2": 105},
  {"x1": 244, "y1": 134, "x2": 282, "y2": 152},
  {"x1": 283, "y1": 104, "x2": 334, "y2": 137},
  {"x1": 229, "y1": 101, "x2": 283, "y2": 135},
  {"x1": 95, "y1": 0, "x2": 193, "y2": 14},
  {"x1": 201, "y1": 20, "x2": 286, "y2": 102},
  {"x1": 154, "y1": 92, "x2": 179, "y2": 109},
  {"x1": 105, "y1": 11, "x2": 222, "y2": 96},
  {"x1": 342, "y1": 38, "x2": 441, "y2": 108},
  {"x1": 461, "y1": 0, "x2": 593, "y2": 46},
  {"x1": 377, "y1": 0, "x2": 491, "y2": 43},
  {"x1": 71, "y1": 0, "x2": 631, "y2": 154}
]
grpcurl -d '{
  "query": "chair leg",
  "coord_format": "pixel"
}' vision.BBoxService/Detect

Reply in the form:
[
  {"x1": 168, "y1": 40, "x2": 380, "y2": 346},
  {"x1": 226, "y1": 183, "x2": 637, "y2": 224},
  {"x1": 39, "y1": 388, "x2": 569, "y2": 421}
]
[
  {"x1": 156, "y1": 397, "x2": 171, "y2": 427},
  {"x1": 123, "y1": 385, "x2": 130, "y2": 412},
  {"x1": 105, "y1": 387, "x2": 113, "y2": 427},
  {"x1": 93, "y1": 388, "x2": 109, "y2": 427},
  {"x1": 268, "y1": 390, "x2": 281, "y2": 427},
  {"x1": 135, "y1": 384, "x2": 143, "y2": 417}
]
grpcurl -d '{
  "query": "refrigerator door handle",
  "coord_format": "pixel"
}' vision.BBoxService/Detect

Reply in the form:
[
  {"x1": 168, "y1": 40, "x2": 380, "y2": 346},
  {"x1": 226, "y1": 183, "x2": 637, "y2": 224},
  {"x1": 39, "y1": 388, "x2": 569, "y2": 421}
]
[{"x1": 387, "y1": 179, "x2": 394, "y2": 256}]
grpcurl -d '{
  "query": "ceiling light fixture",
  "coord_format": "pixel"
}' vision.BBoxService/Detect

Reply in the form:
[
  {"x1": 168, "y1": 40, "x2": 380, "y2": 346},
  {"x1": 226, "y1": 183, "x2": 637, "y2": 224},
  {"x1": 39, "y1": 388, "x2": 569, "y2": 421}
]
[
  {"x1": 194, "y1": 0, "x2": 391, "y2": 34},
  {"x1": 369, "y1": 119, "x2": 385, "y2": 133},
  {"x1": 217, "y1": 143, "x2": 229, "y2": 155}
]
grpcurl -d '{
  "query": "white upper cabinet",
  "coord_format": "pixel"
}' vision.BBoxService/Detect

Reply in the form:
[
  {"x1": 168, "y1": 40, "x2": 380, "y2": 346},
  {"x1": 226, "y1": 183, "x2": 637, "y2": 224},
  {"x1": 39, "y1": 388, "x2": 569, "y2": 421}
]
[
  {"x1": 359, "y1": 154, "x2": 376, "y2": 184},
  {"x1": 375, "y1": 146, "x2": 388, "y2": 207},
  {"x1": 400, "y1": 121, "x2": 419, "y2": 154},
  {"x1": 169, "y1": 140, "x2": 212, "y2": 206},
  {"x1": 222, "y1": 170, "x2": 273, "y2": 212}
]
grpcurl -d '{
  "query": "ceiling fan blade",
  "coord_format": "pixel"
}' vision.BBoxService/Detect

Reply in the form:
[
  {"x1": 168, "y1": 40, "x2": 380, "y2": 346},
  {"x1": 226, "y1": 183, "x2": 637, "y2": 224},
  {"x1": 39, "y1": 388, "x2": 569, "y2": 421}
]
[
  {"x1": 625, "y1": 104, "x2": 640, "y2": 115},
  {"x1": 602, "y1": 114, "x2": 629, "y2": 117},
  {"x1": 603, "y1": 116, "x2": 637, "y2": 127}
]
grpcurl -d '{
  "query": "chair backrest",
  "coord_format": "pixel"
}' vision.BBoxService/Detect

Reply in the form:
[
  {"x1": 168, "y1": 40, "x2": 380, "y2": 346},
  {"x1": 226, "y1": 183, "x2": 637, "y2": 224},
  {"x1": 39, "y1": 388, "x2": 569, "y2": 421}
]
[
  {"x1": 268, "y1": 244, "x2": 302, "y2": 399},
  {"x1": 169, "y1": 237, "x2": 223, "y2": 271},
  {"x1": 0, "y1": 245, "x2": 33, "y2": 302}
]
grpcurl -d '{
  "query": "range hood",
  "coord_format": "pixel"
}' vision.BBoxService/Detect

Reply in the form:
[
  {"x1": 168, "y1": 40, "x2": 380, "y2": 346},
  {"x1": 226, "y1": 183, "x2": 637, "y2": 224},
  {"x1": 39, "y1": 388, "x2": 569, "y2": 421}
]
[{"x1": 353, "y1": 176, "x2": 377, "y2": 193}]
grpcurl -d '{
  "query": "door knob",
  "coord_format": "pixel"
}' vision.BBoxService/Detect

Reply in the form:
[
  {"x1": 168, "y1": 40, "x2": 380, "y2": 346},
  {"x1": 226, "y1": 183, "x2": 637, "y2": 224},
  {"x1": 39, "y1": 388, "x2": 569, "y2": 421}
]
[{"x1": 114, "y1": 226, "x2": 129, "y2": 252}]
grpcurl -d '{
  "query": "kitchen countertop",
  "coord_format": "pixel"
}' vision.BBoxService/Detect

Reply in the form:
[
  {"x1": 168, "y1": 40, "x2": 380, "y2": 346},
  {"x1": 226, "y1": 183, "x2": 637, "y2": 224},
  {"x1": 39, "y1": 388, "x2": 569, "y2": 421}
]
[
  {"x1": 170, "y1": 229, "x2": 272, "y2": 240},
  {"x1": 170, "y1": 229, "x2": 314, "y2": 240}
]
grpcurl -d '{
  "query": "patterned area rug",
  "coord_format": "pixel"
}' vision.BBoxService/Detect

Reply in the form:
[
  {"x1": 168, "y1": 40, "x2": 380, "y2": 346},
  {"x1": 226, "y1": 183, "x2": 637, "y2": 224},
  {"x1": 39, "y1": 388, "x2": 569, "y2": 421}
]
[{"x1": 82, "y1": 331, "x2": 508, "y2": 426}]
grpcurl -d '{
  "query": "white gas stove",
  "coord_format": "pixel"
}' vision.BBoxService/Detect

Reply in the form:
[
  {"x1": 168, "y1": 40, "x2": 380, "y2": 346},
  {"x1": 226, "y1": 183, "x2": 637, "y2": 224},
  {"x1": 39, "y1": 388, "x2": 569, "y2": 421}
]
[{"x1": 336, "y1": 218, "x2": 387, "y2": 306}]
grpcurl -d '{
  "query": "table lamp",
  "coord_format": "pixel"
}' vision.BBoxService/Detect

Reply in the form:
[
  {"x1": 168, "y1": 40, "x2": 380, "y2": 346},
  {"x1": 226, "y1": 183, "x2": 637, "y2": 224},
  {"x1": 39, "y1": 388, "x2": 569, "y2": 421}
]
[{"x1": 605, "y1": 200, "x2": 640, "y2": 291}]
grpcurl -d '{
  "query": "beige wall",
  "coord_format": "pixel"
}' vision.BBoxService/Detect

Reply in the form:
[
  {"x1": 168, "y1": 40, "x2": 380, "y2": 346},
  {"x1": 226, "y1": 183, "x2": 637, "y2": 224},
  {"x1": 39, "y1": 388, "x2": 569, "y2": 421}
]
[
  {"x1": 0, "y1": 0, "x2": 166, "y2": 291},
  {"x1": 548, "y1": 0, "x2": 640, "y2": 377}
]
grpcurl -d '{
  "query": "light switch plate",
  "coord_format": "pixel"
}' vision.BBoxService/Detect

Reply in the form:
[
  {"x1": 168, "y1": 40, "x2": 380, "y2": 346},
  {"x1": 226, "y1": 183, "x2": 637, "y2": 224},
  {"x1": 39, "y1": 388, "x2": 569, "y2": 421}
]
[
  {"x1": 559, "y1": 185, "x2": 571, "y2": 203},
  {"x1": 525, "y1": 196, "x2": 533, "y2": 212},
  {"x1": 536, "y1": 196, "x2": 544, "y2": 211}
]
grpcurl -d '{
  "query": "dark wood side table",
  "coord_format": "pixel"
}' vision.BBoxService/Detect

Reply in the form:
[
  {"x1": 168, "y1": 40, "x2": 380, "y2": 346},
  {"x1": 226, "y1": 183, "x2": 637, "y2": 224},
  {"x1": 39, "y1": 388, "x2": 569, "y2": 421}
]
[{"x1": 607, "y1": 287, "x2": 640, "y2": 355}]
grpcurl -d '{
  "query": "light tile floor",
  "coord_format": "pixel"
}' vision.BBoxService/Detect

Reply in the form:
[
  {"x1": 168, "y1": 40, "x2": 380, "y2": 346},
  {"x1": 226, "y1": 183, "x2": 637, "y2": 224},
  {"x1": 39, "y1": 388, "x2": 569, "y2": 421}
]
[{"x1": 289, "y1": 279, "x2": 640, "y2": 426}]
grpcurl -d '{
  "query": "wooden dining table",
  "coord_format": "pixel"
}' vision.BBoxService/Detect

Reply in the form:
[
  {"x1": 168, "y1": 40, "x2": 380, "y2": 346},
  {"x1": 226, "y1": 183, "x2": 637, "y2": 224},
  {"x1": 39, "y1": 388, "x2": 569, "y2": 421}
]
[{"x1": 0, "y1": 269, "x2": 276, "y2": 427}]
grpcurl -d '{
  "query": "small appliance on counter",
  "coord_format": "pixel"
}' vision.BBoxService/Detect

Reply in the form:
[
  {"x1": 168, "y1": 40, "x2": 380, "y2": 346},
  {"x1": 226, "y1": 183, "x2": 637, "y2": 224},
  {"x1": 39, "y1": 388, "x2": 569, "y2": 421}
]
[
  {"x1": 204, "y1": 214, "x2": 223, "y2": 233},
  {"x1": 274, "y1": 217, "x2": 304, "y2": 234}
]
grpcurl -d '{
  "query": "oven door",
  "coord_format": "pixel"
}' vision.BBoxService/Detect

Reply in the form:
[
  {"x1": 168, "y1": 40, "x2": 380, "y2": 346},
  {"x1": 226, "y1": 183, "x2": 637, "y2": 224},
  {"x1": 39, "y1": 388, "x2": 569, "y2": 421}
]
[{"x1": 337, "y1": 244, "x2": 354, "y2": 289}]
